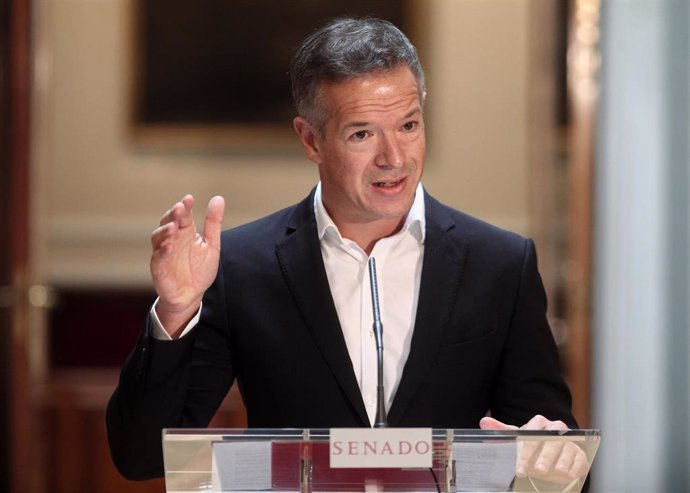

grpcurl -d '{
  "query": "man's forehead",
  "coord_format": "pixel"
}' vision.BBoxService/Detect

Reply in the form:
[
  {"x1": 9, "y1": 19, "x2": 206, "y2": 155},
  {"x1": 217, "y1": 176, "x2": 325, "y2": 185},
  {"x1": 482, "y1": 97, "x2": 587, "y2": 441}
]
[
  {"x1": 334, "y1": 91, "x2": 420, "y2": 116},
  {"x1": 320, "y1": 67, "x2": 422, "y2": 120}
]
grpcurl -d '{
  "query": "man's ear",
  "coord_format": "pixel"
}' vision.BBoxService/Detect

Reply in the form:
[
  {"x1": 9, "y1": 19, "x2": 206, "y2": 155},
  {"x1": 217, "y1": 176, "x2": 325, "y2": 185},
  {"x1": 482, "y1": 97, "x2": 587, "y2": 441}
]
[{"x1": 293, "y1": 117, "x2": 322, "y2": 164}]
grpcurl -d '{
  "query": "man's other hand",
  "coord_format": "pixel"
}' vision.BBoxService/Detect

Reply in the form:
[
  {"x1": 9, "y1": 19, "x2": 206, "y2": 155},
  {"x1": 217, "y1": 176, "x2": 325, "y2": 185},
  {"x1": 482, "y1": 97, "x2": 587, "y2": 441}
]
[{"x1": 480, "y1": 415, "x2": 590, "y2": 485}]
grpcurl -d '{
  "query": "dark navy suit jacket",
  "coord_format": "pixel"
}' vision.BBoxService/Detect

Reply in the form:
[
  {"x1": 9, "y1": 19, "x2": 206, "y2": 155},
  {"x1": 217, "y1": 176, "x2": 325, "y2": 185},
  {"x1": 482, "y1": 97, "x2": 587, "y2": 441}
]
[{"x1": 107, "y1": 190, "x2": 576, "y2": 480}]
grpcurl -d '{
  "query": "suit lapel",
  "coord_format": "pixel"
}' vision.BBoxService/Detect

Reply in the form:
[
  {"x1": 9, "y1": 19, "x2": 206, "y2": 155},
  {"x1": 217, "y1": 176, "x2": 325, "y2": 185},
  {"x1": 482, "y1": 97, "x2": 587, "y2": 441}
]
[
  {"x1": 387, "y1": 194, "x2": 469, "y2": 425},
  {"x1": 275, "y1": 194, "x2": 370, "y2": 426}
]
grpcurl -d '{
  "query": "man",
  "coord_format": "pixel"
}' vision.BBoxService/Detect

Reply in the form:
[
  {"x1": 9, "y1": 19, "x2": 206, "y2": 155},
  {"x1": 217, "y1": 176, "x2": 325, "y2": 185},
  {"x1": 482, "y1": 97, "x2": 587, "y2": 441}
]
[{"x1": 107, "y1": 17, "x2": 587, "y2": 485}]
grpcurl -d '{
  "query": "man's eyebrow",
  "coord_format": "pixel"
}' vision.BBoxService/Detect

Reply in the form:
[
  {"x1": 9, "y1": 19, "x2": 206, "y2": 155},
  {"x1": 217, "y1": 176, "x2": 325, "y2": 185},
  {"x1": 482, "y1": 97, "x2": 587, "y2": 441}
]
[
  {"x1": 343, "y1": 121, "x2": 370, "y2": 130},
  {"x1": 342, "y1": 107, "x2": 423, "y2": 130},
  {"x1": 402, "y1": 107, "x2": 422, "y2": 119}
]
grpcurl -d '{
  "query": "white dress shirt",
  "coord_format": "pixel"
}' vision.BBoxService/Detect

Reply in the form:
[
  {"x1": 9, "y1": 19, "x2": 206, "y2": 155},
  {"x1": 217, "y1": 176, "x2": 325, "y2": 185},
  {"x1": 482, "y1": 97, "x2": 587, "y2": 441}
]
[
  {"x1": 314, "y1": 182, "x2": 425, "y2": 425},
  {"x1": 151, "y1": 183, "x2": 426, "y2": 426}
]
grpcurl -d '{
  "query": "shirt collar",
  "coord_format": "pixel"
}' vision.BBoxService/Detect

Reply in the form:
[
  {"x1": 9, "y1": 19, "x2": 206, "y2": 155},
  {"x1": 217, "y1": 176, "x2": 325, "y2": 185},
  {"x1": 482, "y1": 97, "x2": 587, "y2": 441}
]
[{"x1": 313, "y1": 182, "x2": 426, "y2": 244}]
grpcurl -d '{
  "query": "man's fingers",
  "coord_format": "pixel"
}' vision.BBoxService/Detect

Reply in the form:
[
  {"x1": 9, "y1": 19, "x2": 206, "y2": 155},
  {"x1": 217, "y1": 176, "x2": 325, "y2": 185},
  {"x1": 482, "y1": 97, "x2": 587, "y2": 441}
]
[
  {"x1": 514, "y1": 415, "x2": 570, "y2": 477},
  {"x1": 570, "y1": 447, "x2": 590, "y2": 478},
  {"x1": 202, "y1": 196, "x2": 225, "y2": 248},
  {"x1": 159, "y1": 195, "x2": 195, "y2": 228},
  {"x1": 179, "y1": 195, "x2": 195, "y2": 227},
  {"x1": 532, "y1": 441, "x2": 564, "y2": 474},
  {"x1": 479, "y1": 417, "x2": 519, "y2": 431},
  {"x1": 530, "y1": 419, "x2": 568, "y2": 472},
  {"x1": 552, "y1": 442, "x2": 578, "y2": 476},
  {"x1": 159, "y1": 202, "x2": 181, "y2": 226},
  {"x1": 151, "y1": 222, "x2": 177, "y2": 249},
  {"x1": 521, "y1": 414, "x2": 566, "y2": 431},
  {"x1": 480, "y1": 415, "x2": 588, "y2": 482},
  {"x1": 153, "y1": 194, "x2": 223, "y2": 254},
  {"x1": 516, "y1": 441, "x2": 540, "y2": 477}
]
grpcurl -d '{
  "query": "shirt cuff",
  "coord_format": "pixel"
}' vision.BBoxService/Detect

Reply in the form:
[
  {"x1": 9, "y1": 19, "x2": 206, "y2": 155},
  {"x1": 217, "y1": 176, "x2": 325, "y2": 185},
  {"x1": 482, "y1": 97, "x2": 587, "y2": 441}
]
[{"x1": 149, "y1": 298, "x2": 202, "y2": 340}]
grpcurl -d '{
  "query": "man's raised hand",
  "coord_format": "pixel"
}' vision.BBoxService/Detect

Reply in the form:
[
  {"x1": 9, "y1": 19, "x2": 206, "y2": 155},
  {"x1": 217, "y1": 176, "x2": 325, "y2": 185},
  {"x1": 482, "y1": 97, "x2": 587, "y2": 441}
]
[{"x1": 150, "y1": 195, "x2": 225, "y2": 337}]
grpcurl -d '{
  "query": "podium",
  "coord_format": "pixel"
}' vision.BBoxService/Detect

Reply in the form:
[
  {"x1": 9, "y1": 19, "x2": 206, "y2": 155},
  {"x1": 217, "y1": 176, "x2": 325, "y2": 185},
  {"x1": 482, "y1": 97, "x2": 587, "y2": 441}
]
[{"x1": 162, "y1": 428, "x2": 600, "y2": 492}]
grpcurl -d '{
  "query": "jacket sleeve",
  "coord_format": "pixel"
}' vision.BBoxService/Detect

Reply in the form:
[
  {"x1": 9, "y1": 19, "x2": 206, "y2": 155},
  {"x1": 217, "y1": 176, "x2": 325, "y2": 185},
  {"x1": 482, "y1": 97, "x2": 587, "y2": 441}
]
[
  {"x1": 106, "y1": 260, "x2": 235, "y2": 480},
  {"x1": 489, "y1": 239, "x2": 578, "y2": 428}
]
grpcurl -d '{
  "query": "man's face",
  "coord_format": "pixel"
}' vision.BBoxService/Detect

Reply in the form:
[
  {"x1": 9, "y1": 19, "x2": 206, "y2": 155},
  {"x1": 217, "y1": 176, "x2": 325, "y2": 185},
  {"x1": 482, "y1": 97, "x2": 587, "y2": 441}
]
[{"x1": 295, "y1": 65, "x2": 426, "y2": 232}]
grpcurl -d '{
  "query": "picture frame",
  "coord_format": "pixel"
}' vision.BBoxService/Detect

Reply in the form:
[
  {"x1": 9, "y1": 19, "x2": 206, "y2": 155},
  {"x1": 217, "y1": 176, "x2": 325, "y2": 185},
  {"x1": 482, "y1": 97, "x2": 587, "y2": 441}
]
[{"x1": 129, "y1": 0, "x2": 408, "y2": 151}]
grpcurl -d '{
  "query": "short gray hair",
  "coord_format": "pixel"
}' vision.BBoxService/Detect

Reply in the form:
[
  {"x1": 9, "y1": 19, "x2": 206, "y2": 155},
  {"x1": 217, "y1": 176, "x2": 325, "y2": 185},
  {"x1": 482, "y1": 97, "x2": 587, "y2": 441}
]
[{"x1": 290, "y1": 17, "x2": 426, "y2": 132}]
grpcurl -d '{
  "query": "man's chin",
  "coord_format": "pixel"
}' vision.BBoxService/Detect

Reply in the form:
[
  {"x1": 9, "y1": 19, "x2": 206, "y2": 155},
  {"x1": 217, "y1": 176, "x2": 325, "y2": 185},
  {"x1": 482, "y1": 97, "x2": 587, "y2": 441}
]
[{"x1": 364, "y1": 204, "x2": 413, "y2": 225}]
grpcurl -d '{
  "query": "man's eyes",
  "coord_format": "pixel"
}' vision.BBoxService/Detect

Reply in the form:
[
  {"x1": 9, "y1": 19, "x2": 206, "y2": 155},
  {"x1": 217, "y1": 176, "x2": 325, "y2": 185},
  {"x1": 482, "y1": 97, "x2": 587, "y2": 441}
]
[{"x1": 349, "y1": 122, "x2": 418, "y2": 141}]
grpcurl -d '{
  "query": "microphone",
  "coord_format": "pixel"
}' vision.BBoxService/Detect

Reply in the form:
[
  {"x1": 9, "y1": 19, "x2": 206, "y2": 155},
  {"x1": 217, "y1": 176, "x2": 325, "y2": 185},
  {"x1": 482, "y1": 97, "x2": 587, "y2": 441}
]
[{"x1": 368, "y1": 257, "x2": 388, "y2": 428}]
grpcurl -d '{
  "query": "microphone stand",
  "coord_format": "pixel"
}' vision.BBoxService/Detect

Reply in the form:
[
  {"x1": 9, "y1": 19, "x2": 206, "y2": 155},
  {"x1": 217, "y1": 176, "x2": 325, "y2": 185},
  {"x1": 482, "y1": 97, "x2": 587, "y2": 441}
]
[{"x1": 368, "y1": 257, "x2": 388, "y2": 428}]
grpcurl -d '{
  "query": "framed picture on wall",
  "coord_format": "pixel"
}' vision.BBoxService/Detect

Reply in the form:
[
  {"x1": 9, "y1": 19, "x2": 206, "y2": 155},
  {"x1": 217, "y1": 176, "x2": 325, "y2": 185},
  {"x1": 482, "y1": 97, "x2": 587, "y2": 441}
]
[{"x1": 130, "y1": 0, "x2": 411, "y2": 151}]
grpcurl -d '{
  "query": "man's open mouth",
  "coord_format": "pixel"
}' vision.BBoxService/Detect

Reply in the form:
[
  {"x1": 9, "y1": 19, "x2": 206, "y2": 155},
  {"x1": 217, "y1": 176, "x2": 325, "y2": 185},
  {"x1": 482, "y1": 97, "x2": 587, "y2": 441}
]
[{"x1": 373, "y1": 178, "x2": 405, "y2": 188}]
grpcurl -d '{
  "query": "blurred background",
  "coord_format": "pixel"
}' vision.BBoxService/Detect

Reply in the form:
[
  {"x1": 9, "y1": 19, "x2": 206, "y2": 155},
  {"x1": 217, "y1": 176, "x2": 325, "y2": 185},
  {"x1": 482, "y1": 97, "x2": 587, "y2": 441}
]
[{"x1": 1, "y1": 0, "x2": 688, "y2": 492}]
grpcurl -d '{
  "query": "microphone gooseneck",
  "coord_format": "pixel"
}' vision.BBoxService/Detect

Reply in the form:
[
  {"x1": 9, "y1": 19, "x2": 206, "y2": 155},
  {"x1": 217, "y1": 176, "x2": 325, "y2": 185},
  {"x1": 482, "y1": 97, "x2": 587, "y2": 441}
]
[{"x1": 368, "y1": 257, "x2": 388, "y2": 428}]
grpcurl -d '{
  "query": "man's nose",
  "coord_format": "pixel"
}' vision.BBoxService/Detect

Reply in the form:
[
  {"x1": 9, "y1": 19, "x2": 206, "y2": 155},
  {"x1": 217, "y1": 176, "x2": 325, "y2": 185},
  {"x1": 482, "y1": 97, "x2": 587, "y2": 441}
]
[{"x1": 375, "y1": 133, "x2": 404, "y2": 168}]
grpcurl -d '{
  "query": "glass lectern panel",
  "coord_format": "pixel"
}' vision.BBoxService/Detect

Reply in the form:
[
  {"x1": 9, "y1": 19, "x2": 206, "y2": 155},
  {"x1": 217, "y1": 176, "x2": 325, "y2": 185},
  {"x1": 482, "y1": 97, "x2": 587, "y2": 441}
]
[{"x1": 162, "y1": 428, "x2": 600, "y2": 493}]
